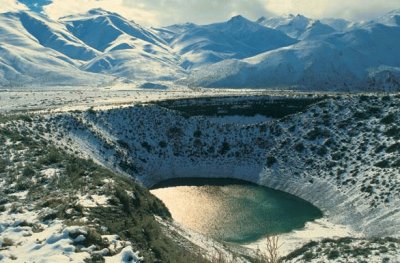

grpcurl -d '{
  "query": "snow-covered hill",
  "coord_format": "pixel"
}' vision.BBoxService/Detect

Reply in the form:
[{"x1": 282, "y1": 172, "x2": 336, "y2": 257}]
[
  {"x1": 61, "y1": 9, "x2": 185, "y2": 80},
  {"x1": 258, "y1": 14, "x2": 320, "y2": 39},
  {"x1": 0, "y1": 11, "x2": 110, "y2": 87},
  {"x1": 186, "y1": 13, "x2": 400, "y2": 91},
  {"x1": 155, "y1": 15, "x2": 297, "y2": 69},
  {"x1": 0, "y1": 9, "x2": 184, "y2": 86}
]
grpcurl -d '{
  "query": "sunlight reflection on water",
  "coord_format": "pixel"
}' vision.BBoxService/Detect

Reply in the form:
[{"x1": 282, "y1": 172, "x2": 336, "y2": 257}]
[{"x1": 151, "y1": 179, "x2": 322, "y2": 243}]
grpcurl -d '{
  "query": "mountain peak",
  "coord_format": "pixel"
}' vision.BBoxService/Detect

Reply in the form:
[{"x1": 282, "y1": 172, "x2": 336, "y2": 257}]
[
  {"x1": 228, "y1": 15, "x2": 249, "y2": 23},
  {"x1": 256, "y1": 16, "x2": 266, "y2": 24},
  {"x1": 60, "y1": 8, "x2": 120, "y2": 21},
  {"x1": 373, "y1": 8, "x2": 400, "y2": 27},
  {"x1": 86, "y1": 8, "x2": 121, "y2": 17},
  {"x1": 387, "y1": 9, "x2": 400, "y2": 15}
]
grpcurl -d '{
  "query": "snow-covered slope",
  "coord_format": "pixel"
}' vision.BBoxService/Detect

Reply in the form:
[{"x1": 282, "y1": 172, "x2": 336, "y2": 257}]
[
  {"x1": 61, "y1": 9, "x2": 185, "y2": 81},
  {"x1": 257, "y1": 14, "x2": 335, "y2": 40},
  {"x1": 299, "y1": 21, "x2": 335, "y2": 40},
  {"x1": 61, "y1": 9, "x2": 166, "y2": 52},
  {"x1": 0, "y1": 11, "x2": 110, "y2": 87},
  {"x1": 0, "y1": 9, "x2": 184, "y2": 87},
  {"x1": 156, "y1": 15, "x2": 297, "y2": 69},
  {"x1": 186, "y1": 17, "x2": 400, "y2": 91},
  {"x1": 321, "y1": 18, "x2": 352, "y2": 31}
]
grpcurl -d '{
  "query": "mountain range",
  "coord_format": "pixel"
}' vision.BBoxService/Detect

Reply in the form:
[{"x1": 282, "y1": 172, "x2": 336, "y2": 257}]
[{"x1": 0, "y1": 8, "x2": 400, "y2": 91}]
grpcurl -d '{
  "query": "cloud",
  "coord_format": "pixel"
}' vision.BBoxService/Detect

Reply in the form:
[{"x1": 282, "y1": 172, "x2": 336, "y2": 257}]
[
  {"x1": 265, "y1": 0, "x2": 400, "y2": 21},
  {"x1": 0, "y1": 0, "x2": 28, "y2": 13},
  {"x1": 43, "y1": 0, "x2": 271, "y2": 26},
  {"x1": 43, "y1": 0, "x2": 158, "y2": 25},
  {"x1": 18, "y1": 0, "x2": 53, "y2": 12},
  {"x1": 122, "y1": 0, "x2": 272, "y2": 25},
  {"x1": 40, "y1": 0, "x2": 399, "y2": 26}
]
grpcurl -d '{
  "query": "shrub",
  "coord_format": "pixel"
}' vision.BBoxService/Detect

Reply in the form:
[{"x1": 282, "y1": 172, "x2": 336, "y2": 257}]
[
  {"x1": 385, "y1": 126, "x2": 400, "y2": 139},
  {"x1": 22, "y1": 166, "x2": 35, "y2": 177},
  {"x1": 316, "y1": 146, "x2": 328, "y2": 156},
  {"x1": 218, "y1": 141, "x2": 230, "y2": 155},
  {"x1": 87, "y1": 107, "x2": 96, "y2": 115},
  {"x1": 117, "y1": 140, "x2": 130, "y2": 149},
  {"x1": 267, "y1": 156, "x2": 277, "y2": 167},
  {"x1": 141, "y1": 141, "x2": 152, "y2": 152},
  {"x1": 386, "y1": 143, "x2": 400, "y2": 153},
  {"x1": 1, "y1": 237, "x2": 14, "y2": 247},
  {"x1": 303, "y1": 252, "x2": 315, "y2": 261},
  {"x1": 193, "y1": 130, "x2": 202, "y2": 138},
  {"x1": 375, "y1": 144, "x2": 386, "y2": 153},
  {"x1": 353, "y1": 111, "x2": 369, "y2": 119},
  {"x1": 15, "y1": 178, "x2": 31, "y2": 191},
  {"x1": 0, "y1": 158, "x2": 7, "y2": 173},
  {"x1": 327, "y1": 250, "x2": 340, "y2": 260},
  {"x1": 381, "y1": 113, "x2": 396, "y2": 124},
  {"x1": 39, "y1": 147, "x2": 62, "y2": 165},
  {"x1": 84, "y1": 229, "x2": 107, "y2": 249},
  {"x1": 167, "y1": 127, "x2": 183, "y2": 138},
  {"x1": 283, "y1": 241, "x2": 318, "y2": 260},
  {"x1": 115, "y1": 187, "x2": 132, "y2": 214},
  {"x1": 306, "y1": 128, "x2": 330, "y2": 140},
  {"x1": 294, "y1": 143, "x2": 305, "y2": 152},
  {"x1": 159, "y1": 141, "x2": 167, "y2": 148}
]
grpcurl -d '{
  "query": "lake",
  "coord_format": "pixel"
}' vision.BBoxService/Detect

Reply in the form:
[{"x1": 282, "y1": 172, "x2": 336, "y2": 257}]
[{"x1": 150, "y1": 178, "x2": 322, "y2": 243}]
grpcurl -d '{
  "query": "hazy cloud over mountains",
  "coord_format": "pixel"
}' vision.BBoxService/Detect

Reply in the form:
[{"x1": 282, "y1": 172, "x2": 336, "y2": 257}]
[{"x1": 2, "y1": 0, "x2": 400, "y2": 25}]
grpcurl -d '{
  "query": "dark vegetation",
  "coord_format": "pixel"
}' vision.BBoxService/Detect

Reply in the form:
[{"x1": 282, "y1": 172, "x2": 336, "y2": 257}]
[
  {"x1": 156, "y1": 96, "x2": 323, "y2": 118},
  {"x1": 282, "y1": 237, "x2": 400, "y2": 262}
]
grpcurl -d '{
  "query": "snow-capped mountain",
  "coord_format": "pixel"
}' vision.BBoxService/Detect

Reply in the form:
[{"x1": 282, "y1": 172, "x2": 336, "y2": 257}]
[
  {"x1": 372, "y1": 9, "x2": 400, "y2": 27},
  {"x1": 186, "y1": 12, "x2": 400, "y2": 91},
  {"x1": 0, "y1": 8, "x2": 400, "y2": 91},
  {"x1": 155, "y1": 15, "x2": 297, "y2": 69}
]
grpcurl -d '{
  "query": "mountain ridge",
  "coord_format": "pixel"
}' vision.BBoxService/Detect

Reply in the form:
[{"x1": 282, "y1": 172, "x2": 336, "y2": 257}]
[{"x1": 0, "y1": 8, "x2": 399, "y2": 91}]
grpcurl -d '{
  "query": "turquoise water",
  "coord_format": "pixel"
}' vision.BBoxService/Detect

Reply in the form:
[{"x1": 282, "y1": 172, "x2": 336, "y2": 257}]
[{"x1": 151, "y1": 178, "x2": 322, "y2": 244}]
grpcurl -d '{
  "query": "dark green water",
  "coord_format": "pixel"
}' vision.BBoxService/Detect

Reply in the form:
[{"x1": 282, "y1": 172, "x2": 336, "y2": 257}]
[{"x1": 151, "y1": 178, "x2": 322, "y2": 244}]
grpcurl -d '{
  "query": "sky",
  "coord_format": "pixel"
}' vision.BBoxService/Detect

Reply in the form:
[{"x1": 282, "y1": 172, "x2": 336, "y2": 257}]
[{"x1": 0, "y1": 0, "x2": 399, "y2": 26}]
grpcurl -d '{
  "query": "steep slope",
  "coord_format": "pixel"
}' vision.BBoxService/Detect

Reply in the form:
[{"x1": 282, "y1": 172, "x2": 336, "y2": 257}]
[
  {"x1": 17, "y1": 11, "x2": 99, "y2": 61},
  {"x1": 321, "y1": 18, "x2": 352, "y2": 31},
  {"x1": 61, "y1": 8, "x2": 185, "y2": 80},
  {"x1": 186, "y1": 19, "x2": 400, "y2": 91},
  {"x1": 61, "y1": 8, "x2": 166, "y2": 52},
  {"x1": 300, "y1": 21, "x2": 336, "y2": 40},
  {"x1": 0, "y1": 11, "x2": 110, "y2": 87},
  {"x1": 153, "y1": 23, "x2": 197, "y2": 43},
  {"x1": 157, "y1": 15, "x2": 297, "y2": 69}
]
